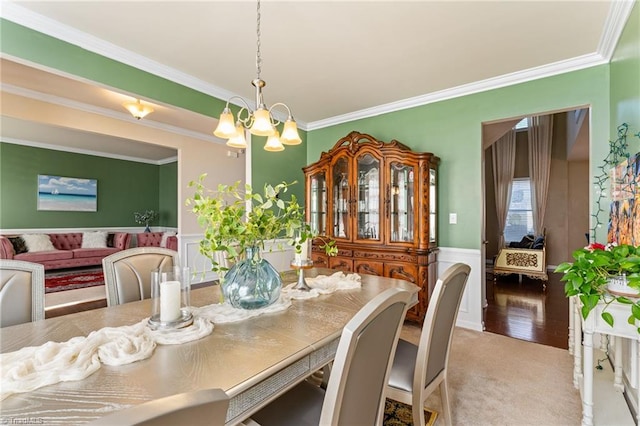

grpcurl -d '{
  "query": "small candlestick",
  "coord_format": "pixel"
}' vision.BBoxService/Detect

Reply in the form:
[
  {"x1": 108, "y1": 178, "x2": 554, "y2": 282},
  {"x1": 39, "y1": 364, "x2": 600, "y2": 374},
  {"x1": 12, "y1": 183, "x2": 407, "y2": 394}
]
[{"x1": 160, "y1": 280, "x2": 181, "y2": 322}]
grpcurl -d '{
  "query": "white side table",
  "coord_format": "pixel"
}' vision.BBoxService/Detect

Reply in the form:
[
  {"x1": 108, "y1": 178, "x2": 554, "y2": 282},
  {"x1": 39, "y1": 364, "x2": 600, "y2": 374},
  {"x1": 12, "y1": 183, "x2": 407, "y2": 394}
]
[{"x1": 575, "y1": 298, "x2": 640, "y2": 425}]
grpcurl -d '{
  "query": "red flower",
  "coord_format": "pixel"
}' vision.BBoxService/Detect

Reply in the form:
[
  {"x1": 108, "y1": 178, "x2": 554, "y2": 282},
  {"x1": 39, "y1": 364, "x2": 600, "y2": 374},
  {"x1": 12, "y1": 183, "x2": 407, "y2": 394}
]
[{"x1": 585, "y1": 242, "x2": 606, "y2": 252}]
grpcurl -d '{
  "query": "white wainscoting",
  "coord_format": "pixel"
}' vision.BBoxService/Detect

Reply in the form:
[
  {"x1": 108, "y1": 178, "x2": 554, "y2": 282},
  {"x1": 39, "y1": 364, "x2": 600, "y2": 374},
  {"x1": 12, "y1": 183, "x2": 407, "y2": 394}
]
[
  {"x1": 179, "y1": 234, "x2": 295, "y2": 284},
  {"x1": 437, "y1": 247, "x2": 484, "y2": 332}
]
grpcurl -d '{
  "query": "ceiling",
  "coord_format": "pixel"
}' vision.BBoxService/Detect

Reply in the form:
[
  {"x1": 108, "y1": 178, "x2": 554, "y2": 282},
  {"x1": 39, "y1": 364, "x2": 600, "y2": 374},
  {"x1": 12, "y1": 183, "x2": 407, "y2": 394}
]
[{"x1": 0, "y1": 1, "x2": 631, "y2": 161}]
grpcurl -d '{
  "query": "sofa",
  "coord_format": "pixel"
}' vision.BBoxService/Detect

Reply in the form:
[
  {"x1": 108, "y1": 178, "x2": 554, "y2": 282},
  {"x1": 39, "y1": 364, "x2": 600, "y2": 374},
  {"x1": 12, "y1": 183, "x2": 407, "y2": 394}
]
[
  {"x1": 135, "y1": 232, "x2": 178, "y2": 251},
  {"x1": 0, "y1": 232, "x2": 131, "y2": 271}
]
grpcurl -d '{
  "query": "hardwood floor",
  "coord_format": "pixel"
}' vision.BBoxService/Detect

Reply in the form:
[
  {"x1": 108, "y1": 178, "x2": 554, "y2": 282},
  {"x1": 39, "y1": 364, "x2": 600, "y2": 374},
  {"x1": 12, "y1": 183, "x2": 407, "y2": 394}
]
[{"x1": 484, "y1": 269, "x2": 569, "y2": 349}]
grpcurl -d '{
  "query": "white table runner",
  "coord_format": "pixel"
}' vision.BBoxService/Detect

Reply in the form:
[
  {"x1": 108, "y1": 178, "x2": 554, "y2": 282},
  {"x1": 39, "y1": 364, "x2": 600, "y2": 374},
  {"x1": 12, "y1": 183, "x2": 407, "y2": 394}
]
[{"x1": 1, "y1": 272, "x2": 360, "y2": 400}]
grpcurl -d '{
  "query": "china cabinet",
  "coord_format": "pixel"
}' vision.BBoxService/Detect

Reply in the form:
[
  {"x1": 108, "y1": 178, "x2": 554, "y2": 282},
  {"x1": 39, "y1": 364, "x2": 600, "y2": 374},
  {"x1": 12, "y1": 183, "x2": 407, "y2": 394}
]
[{"x1": 303, "y1": 131, "x2": 439, "y2": 322}]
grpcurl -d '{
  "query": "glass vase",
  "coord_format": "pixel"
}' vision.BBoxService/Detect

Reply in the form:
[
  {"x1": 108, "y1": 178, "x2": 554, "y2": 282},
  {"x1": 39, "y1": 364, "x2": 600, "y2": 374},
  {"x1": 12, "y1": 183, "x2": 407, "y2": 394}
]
[{"x1": 222, "y1": 245, "x2": 282, "y2": 309}]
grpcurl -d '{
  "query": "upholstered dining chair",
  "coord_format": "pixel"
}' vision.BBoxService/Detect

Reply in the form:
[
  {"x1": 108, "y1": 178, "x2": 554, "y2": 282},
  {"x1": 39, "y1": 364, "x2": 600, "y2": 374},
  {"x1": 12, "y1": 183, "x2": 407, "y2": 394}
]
[
  {"x1": 102, "y1": 247, "x2": 179, "y2": 306},
  {"x1": 250, "y1": 287, "x2": 412, "y2": 426},
  {"x1": 88, "y1": 388, "x2": 229, "y2": 426},
  {"x1": 386, "y1": 262, "x2": 471, "y2": 426},
  {"x1": 0, "y1": 259, "x2": 45, "y2": 328}
]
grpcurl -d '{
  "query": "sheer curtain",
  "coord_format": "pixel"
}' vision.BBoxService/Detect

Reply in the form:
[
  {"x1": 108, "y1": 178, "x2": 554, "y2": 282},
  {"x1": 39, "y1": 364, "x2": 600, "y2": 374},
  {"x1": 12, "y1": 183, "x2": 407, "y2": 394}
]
[
  {"x1": 527, "y1": 115, "x2": 553, "y2": 236},
  {"x1": 492, "y1": 129, "x2": 516, "y2": 248}
]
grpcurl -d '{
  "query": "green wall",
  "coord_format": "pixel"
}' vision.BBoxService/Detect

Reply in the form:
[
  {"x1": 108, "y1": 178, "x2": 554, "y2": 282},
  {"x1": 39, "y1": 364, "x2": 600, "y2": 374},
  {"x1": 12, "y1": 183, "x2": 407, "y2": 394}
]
[
  {"x1": 251, "y1": 129, "x2": 308, "y2": 205},
  {"x1": 308, "y1": 66, "x2": 611, "y2": 249},
  {"x1": 610, "y1": 1, "x2": 640, "y2": 153},
  {"x1": 0, "y1": 143, "x2": 177, "y2": 229}
]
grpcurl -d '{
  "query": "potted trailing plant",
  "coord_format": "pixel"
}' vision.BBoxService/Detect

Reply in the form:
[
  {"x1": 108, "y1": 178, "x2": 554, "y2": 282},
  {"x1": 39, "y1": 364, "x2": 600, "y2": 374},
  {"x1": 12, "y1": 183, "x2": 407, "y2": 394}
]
[
  {"x1": 133, "y1": 210, "x2": 158, "y2": 233},
  {"x1": 556, "y1": 243, "x2": 640, "y2": 331},
  {"x1": 186, "y1": 175, "x2": 336, "y2": 309}
]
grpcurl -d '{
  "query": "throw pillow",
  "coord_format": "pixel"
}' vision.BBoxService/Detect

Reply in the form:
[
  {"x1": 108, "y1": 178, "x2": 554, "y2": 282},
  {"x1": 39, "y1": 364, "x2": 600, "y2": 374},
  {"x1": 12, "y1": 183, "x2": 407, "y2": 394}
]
[
  {"x1": 160, "y1": 231, "x2": 177, "y2": 248},
  {"x1": 81, "y1": 231, "x2": 108, "y2": 249},
  {"x1": 21, "y1": 234, "x2": 56, "y2": 252},
  {"x1": 106, "y1": 233, "x2": 115, "y2": 248},
  {"x1": 8, "y1": 237, "x2": 28, "y2": 254}
]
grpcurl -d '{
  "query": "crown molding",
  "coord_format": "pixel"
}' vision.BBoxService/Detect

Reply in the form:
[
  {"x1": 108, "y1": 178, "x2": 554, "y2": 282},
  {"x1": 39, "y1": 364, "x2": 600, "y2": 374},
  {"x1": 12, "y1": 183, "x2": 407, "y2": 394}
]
[
  {"x1": 0, "y1": 2, "x2": 306, "y2": 130},
  {"x1": 597, "y1": 0, "x2": 636, "y2": 61},
  {"x1": 0, "y1": 2, "x2": 234, "y2": 102},
  {"x1": 307, "y1": 53, "x2": 607, "y2": 130},
  {"x1": 0, "y1": 138, "x2": 176, "y2": 165},
  {"x1": 1, "y1": 83, "x2": 224, "y2": 146}
]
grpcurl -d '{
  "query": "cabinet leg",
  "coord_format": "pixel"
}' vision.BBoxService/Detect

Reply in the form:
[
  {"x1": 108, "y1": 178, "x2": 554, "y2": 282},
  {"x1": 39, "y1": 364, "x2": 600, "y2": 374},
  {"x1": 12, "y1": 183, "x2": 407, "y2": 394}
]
[
  {"x1": 637, "y1": 340, "x2": 640, "y2": 425},
  {"x1": 574, "y1": 298, "x2": 583, "y2": 389},
  {"x1": 614, "y1": 336, "x2": 623, "y2": 391},
  {"x1": 582, "y1": 330, "x2": 594, "y2": 426},
  {"x1": 569, "y1": 296, "x2": 575, "y2": 356}
]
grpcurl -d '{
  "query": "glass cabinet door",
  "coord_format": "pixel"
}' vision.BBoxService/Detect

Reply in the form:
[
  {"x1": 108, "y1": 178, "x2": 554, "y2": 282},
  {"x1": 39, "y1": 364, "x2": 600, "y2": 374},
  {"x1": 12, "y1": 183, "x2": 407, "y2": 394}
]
[
  {"x1": 389, "y1": 162, "x2": 415, "y2": 243},
  {"x1": 430, "y1": 168, "x2": 437, "y2": 244},
  {"x1": 309, "y1": 172, "x2": 327, "y2": 235},
  {"x1": 356, "y1": 153, "x2": 380, "y2": 241},
  {"x1": 332, "y1": 158, "x2": 350, "y2": 239}
]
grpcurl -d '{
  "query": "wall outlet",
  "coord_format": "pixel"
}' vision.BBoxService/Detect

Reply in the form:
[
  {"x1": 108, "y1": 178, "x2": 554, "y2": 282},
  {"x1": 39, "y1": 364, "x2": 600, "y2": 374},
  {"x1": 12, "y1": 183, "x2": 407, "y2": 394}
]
[
  {"x1": 449, "y1": 213, "x2": 457, "y2": 224},
  {"x1": 227, "y1": 151, "x2": 239, "y2": 158}
]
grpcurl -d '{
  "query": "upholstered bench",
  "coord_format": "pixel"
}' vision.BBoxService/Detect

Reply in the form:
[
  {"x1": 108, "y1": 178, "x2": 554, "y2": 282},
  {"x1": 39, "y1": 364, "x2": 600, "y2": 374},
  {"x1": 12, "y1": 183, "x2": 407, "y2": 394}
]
[{"x1": 493, "y1": 234, "x2": 548, "y2": 289}]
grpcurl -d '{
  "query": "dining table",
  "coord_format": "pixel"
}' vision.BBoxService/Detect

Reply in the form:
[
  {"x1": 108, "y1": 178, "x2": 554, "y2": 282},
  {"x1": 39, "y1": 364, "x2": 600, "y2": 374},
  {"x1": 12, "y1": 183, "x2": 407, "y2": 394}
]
[{"x1": 0, "y1": 268, "x2": 419, "y2": 425}]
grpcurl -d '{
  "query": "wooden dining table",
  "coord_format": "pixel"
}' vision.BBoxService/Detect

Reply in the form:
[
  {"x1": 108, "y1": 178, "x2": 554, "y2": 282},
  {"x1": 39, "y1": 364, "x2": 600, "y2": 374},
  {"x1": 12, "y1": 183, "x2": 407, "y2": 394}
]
[{"x1": 0, "y1": 268, "x2": 419, "y2": 425}]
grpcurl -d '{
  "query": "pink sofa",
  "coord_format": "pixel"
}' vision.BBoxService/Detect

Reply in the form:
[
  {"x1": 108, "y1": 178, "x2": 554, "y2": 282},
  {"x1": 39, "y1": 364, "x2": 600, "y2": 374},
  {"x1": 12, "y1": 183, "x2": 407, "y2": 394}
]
[
  {"x1": 0, "y1": 232, "x2": 131, "y2": 271},
  {"x1": 136, "y1": 232, "x2": 178, "y2": 251}
]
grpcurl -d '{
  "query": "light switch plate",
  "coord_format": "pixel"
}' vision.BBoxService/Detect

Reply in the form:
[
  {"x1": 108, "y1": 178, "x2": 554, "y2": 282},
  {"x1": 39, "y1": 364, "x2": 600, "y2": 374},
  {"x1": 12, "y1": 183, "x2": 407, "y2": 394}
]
[{"x1": 449, "y1": 213, "x2": 457, "y2": 224}]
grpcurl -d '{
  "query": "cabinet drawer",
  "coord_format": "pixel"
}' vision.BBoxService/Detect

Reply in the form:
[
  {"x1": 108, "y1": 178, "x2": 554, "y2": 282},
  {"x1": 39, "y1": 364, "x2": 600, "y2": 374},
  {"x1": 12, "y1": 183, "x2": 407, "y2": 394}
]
[
  {"x1": 329, "y1": 257, "x2": 353, "y2": 272},
  {"x1": 354, "y1": 260, "x2": 383, "y2": 276},
  {"x1": 383, "y1": 262, "x2": 418, "y2": 284},
  {"x1": 311, "y1": 253, "x2": 328, "y2": 268}
]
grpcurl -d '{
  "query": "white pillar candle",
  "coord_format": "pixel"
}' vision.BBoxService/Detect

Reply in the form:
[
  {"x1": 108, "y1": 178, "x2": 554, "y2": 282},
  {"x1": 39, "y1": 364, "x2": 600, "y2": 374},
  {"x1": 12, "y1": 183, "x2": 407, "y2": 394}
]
[
  {"x1": 295, "y1": 239, "x2": 309, "y2": 262},
  {"x1": 160, "y1": 280, "x2": 181, "y2": 322}
]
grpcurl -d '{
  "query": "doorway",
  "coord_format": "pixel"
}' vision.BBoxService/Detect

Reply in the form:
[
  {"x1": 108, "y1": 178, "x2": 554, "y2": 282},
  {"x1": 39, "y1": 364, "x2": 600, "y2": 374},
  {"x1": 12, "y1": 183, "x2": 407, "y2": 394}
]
[{"x1": 481, "y1": 108, "x2": 590, "y2": 349}]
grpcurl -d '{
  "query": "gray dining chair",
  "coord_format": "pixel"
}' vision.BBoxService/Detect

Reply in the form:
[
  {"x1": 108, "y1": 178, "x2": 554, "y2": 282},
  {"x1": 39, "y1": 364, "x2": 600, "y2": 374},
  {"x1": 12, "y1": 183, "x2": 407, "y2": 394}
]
[
  {"x1": 0, "y1": 259, "x2": 45, "y2": 327},
  {"x1": 102, "y1": 247, "x2": 179, "y2": 306},
  {"x1": 250, "y1": 287, "x2": 412, "y2": 426},
  {"x1": 386, "y1": 262, "x2": 471, "y2": 426},
  {"x1": 88, "y1": 388, "x2": 229, "y2": 426}
]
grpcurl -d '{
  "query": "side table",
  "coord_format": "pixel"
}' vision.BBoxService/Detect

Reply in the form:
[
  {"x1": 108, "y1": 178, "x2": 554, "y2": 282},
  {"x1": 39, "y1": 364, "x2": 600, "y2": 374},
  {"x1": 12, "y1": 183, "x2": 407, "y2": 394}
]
[{"x1": 573, "y1": 297, "x2": 639, "y2": 425}]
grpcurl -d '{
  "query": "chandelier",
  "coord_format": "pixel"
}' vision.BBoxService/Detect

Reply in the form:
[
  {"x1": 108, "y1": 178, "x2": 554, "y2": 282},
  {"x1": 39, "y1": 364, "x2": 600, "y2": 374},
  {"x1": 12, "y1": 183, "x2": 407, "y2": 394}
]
[{"x1": 213, "y1": 0, "x2": 301, "y2": 152}]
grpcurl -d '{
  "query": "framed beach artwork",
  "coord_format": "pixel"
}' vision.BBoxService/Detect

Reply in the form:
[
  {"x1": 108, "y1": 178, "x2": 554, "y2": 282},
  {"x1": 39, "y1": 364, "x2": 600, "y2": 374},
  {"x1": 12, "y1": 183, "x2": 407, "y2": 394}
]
[{"x1": 37, "y1": 175, "x2": 97, "y2": 212}]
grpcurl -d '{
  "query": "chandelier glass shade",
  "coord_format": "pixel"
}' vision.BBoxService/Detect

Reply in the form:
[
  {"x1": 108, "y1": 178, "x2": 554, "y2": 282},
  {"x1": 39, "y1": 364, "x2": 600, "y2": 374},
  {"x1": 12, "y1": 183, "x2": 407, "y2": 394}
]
[
  {"x1": 123, "y1": 99, "x2": 154, "y2": 120},
  {"x1": 213, "y1": 0, "x2": 301, "y2": 151}
]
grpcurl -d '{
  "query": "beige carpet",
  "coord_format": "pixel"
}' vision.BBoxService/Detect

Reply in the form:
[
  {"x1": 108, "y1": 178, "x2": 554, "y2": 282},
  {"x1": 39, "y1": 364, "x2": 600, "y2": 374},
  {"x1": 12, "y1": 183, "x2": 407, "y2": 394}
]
[{"x1": 400, "y1": 325, "x2": 582, "y2": 425}]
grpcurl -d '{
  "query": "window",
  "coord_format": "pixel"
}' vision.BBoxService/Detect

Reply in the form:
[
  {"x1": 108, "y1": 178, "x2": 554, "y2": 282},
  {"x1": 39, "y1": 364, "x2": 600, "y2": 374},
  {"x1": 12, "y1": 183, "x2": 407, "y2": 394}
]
[
  {"x1": 514, "y1": 117, "x2": 528, "y2": 130},
  {"x1": 504, "y1": 178, "x2": 534, "y2": 242}
]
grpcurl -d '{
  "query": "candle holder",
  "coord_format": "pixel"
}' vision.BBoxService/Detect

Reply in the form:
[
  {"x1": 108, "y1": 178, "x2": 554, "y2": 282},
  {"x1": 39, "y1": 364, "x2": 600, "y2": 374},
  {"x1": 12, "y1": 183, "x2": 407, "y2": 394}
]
[
  {"x1": 149, "y1": 266, "x2": 193, "y2": 330},
  {"x1": 290, "y1": 227, "x2": 314, "y2": 291},
  {"x1": 291, "y1": 258, "x2": 314, "y2": 291}
]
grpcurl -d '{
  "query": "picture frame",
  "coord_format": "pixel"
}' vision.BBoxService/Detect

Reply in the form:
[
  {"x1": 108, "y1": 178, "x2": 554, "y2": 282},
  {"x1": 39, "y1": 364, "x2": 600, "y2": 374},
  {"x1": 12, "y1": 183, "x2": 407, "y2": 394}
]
[{"x1": 37, "y1": 175, "x2": 97, "y2": 212}]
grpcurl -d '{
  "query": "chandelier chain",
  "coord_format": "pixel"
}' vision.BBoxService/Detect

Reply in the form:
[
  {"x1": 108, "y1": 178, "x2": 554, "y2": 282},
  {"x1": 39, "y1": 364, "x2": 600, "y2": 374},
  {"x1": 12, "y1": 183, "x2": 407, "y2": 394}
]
[{"x1": 256, "y1": 0, "x2": 262, "y2": 80}]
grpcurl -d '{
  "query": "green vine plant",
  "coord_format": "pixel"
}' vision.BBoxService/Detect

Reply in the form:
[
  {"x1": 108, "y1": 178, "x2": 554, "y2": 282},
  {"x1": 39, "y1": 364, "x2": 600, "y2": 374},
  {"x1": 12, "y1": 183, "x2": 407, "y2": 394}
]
[
  {"x1": 591, "y1": 123, "x2": 640, "y2": 241},
  {"x1": 186, "y1": 175, "x2": 336, "y2": 283},
  {"x1": 556, "y1": 243, "x2": 640, "y2": 331}
]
